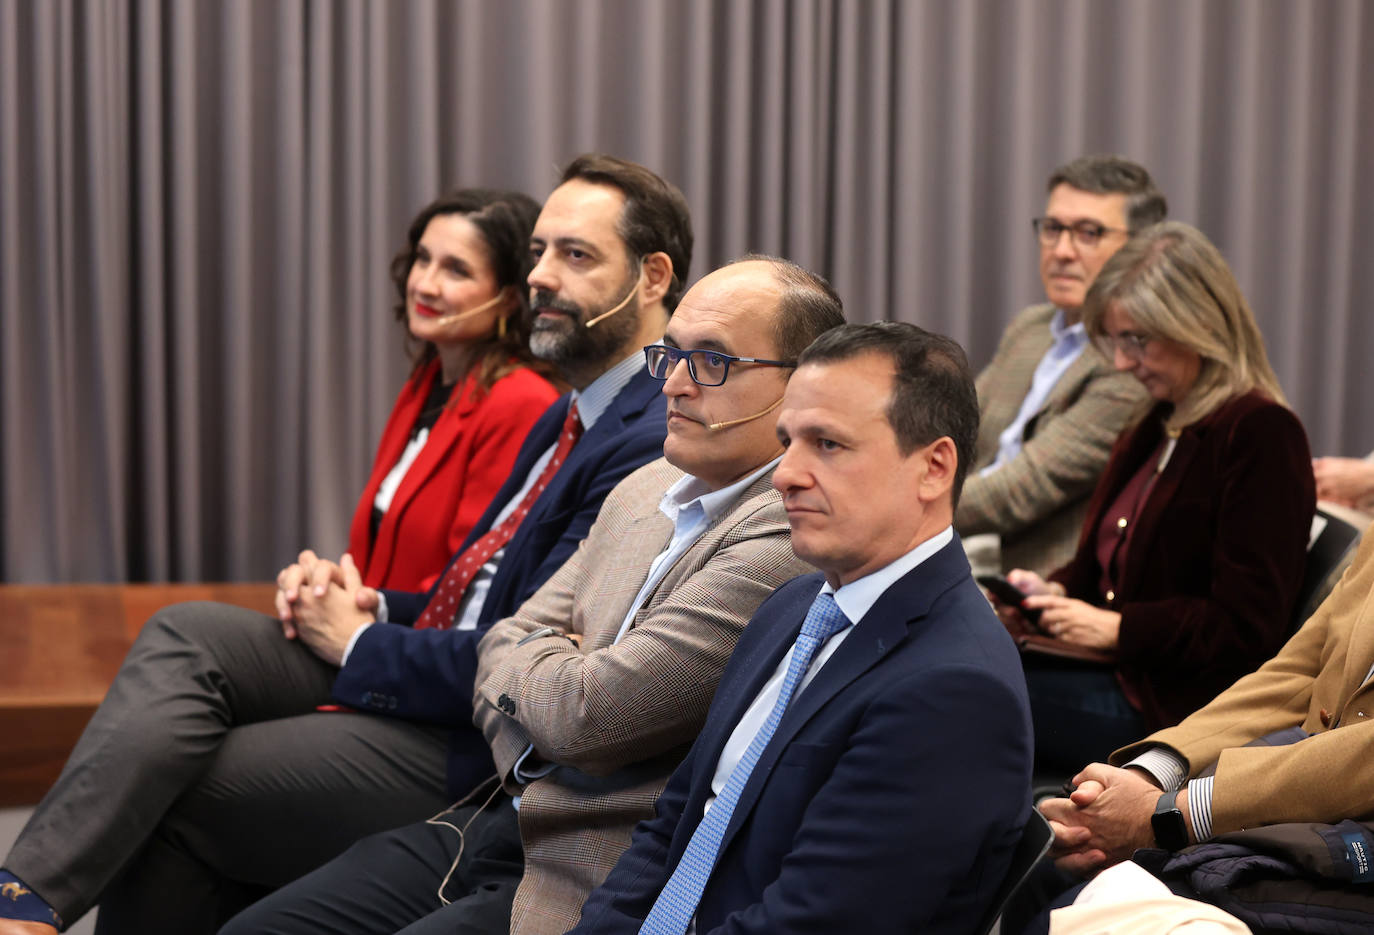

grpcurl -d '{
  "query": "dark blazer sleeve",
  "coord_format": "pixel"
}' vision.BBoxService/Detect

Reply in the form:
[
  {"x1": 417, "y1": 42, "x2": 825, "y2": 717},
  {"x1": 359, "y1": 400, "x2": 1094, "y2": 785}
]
[
  {"x1": 329, "y1": 622, "x2": 483, "y2": 722},
  {"x1": 332, "y1": 374, "x2": 668, "y2": 727},
  {"x1": 375, "y1": 587, "x2": 430, "y2": 627}
]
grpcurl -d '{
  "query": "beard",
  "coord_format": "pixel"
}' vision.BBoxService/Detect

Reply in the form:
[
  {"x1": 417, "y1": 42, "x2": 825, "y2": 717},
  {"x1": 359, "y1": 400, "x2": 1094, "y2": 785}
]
[{"x1": 529, "y1": 274, "x2": 642, "y2": 368}]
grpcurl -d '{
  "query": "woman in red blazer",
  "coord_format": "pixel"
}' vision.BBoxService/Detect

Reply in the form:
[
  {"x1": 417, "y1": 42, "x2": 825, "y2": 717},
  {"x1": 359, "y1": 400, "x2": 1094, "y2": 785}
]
[
  {"x1": 998, "y1": 222, "x2": 1315, "y2": 772},
  {"x1": 348, "y1": 189, "x2": 561, "y2": 591}
]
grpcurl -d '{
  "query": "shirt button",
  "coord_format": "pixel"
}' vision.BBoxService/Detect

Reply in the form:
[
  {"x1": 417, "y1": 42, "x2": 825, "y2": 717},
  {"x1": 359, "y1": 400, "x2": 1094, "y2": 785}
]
[
  {"x1": 1116, "y1": 517, "x2": 1129, "y2": 530},
  {"x1": 1105, "y1": 589, "x2": 1116, "y2": 602}
]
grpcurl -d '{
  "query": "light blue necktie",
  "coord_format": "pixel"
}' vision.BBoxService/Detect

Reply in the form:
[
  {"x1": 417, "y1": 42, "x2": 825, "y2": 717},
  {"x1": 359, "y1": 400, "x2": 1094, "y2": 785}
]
[{"x1": 639, "y1": 591, "x2": 850, "y2": 935}]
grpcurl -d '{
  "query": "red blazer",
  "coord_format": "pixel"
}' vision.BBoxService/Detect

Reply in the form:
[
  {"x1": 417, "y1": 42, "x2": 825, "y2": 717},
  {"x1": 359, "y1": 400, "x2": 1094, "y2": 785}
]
[
  {"x1": 348, "y1": 361, "x2": 559, "y2": 591},
  {"x1": 1050, "y1": 390, "x2": 1315, "y2": 731}
]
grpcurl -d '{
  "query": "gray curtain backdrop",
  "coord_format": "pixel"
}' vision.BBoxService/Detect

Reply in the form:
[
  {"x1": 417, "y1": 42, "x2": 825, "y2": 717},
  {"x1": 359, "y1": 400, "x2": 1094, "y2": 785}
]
[{"x1": 2, "y1": 0, "x2": 1371, "y2": 583}]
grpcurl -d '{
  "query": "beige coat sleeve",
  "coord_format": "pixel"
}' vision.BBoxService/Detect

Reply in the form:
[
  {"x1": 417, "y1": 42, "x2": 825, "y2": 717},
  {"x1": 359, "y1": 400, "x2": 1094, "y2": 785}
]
[{"x1": 1113, "y1": 532, "x2": 1374, "y2": 834}]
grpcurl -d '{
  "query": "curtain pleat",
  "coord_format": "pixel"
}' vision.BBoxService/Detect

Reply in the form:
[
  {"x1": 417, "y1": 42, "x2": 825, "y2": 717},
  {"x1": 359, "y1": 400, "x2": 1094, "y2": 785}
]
[{"x1": 1, "y1": 0, "x2": 1370, "y2": 582}]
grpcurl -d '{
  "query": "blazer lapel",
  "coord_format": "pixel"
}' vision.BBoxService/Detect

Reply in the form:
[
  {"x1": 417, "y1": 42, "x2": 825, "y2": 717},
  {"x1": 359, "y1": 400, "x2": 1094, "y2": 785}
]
[
  {"x1": 581, "y1": 482, "x2": 677, "y2": 652},
  {"x1": 1341, "y1": 587, "x2": 1374, "y2": 704},
  {"x1": 699, "y1": 578, "x2": 825, "y2": 777},
  {"x1": 456, "y1": 393, "x2": 570, "y2": 549},
  {"x1": 717, "y1": 540, "x2": 970, "y2": 851},
  {"x1": 540, "y1": 369, "x2": 662, "y2": 509},
  {"x1": 593, "y1": 367, "x2": 662, "y2": 439},
  {"x1": 1117, "y1": 408, "x2": 1206, "y2": 594},
  {"x1": 387, "y1": 373, "x2": 483, "y2": 517},
  {"x1": 629, "y1": 470, "x2": 781, "y2": 627},
  {"x1": 1031, "y1": 338, "x2": 1099, "y2": 422}
]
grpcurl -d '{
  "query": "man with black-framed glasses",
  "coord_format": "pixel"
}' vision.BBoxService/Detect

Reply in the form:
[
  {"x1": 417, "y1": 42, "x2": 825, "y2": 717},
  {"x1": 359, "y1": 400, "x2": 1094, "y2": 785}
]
[
  {"x1": 956, "y1": 154, "x2": 1164, "y2": 578},
  {"x1": 219, "y1": 256, "x2": 846, "y2": 935}
]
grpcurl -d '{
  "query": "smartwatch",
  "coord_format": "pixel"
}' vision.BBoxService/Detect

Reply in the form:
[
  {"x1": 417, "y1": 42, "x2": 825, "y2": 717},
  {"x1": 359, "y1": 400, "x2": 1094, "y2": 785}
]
[{"x1": 1151, "y1": 789, "x2": 1190, "y2": 851}]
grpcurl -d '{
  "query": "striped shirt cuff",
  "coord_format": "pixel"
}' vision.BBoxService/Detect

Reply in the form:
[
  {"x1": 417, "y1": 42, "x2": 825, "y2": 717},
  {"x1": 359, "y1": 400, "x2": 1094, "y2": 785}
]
[
  {"x1": 1187, "y1": 775, "x2": 1215, "y2": 842},
  {"x1": 1126, "y1": 746, "x2": 1188, "y2": 791}
]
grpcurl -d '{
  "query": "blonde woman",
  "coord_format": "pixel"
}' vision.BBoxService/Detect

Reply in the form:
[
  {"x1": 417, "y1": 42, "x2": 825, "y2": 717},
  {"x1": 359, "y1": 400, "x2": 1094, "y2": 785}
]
[{"x1": 1002, "y1": 221, "x2": 1315, "y2": 772}]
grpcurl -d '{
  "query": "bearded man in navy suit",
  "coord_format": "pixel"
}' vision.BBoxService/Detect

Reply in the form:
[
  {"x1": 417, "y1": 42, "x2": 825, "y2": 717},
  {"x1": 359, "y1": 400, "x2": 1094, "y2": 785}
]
[{"x1": 570, "y1": 321, "x2": 1034, "y2": 935}]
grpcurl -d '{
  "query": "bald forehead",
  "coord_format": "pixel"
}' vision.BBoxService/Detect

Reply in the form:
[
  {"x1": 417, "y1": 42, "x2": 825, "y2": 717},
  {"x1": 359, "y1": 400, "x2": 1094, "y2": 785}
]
[{"x1": 666, "y1": 261, "x2": 784, "y2": 354}]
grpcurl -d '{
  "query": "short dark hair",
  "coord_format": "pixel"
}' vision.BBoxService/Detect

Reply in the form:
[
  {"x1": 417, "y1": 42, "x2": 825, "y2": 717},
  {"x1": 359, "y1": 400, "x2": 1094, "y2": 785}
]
[
  {"x1": 390, "y1": 188, "x2": 553, "y2": 390},
  {"x1": 798, "y1": 322, "x2": 979, "y2": 509},
  {"x1": 560, "y1": 153, "x2": 695, "y2": 310},
  {"x1": 734, "y1": 254, "x2": 845, "y2": 360},
  {"x1": 1047, "y1": 154, "x2": 1168, "y2": 231}
]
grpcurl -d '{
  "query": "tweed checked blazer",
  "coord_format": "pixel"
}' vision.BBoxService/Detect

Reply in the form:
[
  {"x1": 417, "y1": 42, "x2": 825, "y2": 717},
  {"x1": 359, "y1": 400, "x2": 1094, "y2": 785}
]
[
  {"x1": 957, "y1": 302, "x2": 1149, "y2": 576},
  {"x1": 472, "y1": 457, "x2": 812, "y2": 935},
  {"x1": 1113, "y1": 531, "x2": 1374, "y2": 837}
]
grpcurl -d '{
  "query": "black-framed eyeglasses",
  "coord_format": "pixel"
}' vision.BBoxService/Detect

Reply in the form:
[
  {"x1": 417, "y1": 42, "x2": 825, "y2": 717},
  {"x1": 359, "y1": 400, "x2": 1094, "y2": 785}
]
[
  {"x1": 1094, "y1": 332, "x2": 1152, "y2": 361},
  {"x1": 1032, "y1": 217, "x2": 1129, "y2": 250},
  {"x1": 643, "y1": 344, "x2": 795, "y2": 387}
]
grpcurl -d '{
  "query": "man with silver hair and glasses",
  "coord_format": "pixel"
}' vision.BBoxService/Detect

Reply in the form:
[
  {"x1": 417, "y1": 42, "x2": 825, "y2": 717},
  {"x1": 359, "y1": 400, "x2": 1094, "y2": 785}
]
[{"x1": 957, "y1": 154, "x2": 1164, "y2": 577}]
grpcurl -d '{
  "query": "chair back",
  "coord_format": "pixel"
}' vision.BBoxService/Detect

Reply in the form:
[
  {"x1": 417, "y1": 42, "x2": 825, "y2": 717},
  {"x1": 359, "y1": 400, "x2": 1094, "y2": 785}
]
[
  {"x1": 976, "y1": 809, "x2": 1054, "y2": 935},
  {"x1": 1294, "y1": 507, "x2": 1363, "y2": 628}
]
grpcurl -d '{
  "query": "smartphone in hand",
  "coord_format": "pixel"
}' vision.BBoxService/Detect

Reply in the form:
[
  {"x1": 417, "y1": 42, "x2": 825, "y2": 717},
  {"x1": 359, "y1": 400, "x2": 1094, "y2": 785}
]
[{"x1": 976, "y1": 575, "x2": 1044, "y2": 628}]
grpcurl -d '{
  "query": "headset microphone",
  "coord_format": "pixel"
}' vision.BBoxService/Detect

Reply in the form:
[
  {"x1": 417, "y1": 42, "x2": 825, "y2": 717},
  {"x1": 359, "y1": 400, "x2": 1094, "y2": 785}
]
[
  {"x1": 583, "y1": 270, "x2": 645, "y2": 329},
  {"x1": 707, "y1": 397, "x2": 784, "y2": 431},
  {"x1": 429, "y1": 288, "x2": 511, "y2": 326}
]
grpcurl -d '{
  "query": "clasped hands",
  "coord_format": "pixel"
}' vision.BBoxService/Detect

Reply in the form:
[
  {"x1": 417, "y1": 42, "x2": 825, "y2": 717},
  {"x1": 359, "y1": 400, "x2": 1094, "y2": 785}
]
[
  {"x1": 274, "y1": 549, "x2": 379, "y2": 666},
  {"x1": 990, "y1": 570, "x2": 1122, "y2": 651},
  {"x1": 1040, "y1": 763, "x2": 1189, "y2": 876}
]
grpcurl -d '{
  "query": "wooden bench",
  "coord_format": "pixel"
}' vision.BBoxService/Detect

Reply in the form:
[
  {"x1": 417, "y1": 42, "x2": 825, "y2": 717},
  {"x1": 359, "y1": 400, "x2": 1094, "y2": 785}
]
[{"x1": 0, "y1": 584, "x2": 276, "y2": 807}]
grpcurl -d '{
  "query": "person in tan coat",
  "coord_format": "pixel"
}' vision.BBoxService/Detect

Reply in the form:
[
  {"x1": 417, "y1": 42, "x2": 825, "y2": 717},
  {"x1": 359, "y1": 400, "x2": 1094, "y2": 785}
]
[{"x1": 1040, "y1": 527, "x2": 1374, "y2": 875}]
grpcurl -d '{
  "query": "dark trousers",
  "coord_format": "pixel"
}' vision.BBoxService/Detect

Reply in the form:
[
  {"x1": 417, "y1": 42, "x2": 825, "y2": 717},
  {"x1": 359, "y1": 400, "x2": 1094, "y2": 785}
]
[
  {"x1": 219, "y1": 794, "x2": 523, "y2": 935},
  {"x1": 1022, "y1": 660, "x2": 1147, "y2": 775},
  {"x1": 2, "y1": 602, "x2": 452, "y2": 933}
]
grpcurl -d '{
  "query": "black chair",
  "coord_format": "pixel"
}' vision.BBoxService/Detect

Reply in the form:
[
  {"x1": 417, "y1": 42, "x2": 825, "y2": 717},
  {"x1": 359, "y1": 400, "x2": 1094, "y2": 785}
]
[
  {"x1": 1293, "y1": 507, "x2": 1363, "y2": 629},
  {"x1": 977, "y1": 809, "x2": 1055, "y2": 935}
]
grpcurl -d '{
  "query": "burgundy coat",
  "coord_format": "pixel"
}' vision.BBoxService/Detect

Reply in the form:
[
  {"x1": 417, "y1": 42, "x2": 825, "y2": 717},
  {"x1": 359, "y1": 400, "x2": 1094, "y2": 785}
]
[{"x1": 1050, "y1": 390, "x2": 1315, "y2": 730}]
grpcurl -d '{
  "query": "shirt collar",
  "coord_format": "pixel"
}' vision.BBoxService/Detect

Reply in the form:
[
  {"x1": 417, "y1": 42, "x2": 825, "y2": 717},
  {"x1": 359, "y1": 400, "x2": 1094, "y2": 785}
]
[
  {"x1": 570, "y1": 351, "x2": 648, "y2": 430},
  {"x1": 658, "y1": 456, "x2": 782, "y2": 531},
  {"x1": 823, "y1": 525, "x2": 954, "y2": 625},
  {"x1": 1049, "y1": 308, "x2": 1088, "y2": 347}
]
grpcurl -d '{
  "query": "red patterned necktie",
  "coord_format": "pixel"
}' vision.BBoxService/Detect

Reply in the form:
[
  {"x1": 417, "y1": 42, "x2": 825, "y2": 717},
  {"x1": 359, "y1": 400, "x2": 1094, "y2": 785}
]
[{"x1": 414, "y1": 401, "x2": 583, "y2": 630}]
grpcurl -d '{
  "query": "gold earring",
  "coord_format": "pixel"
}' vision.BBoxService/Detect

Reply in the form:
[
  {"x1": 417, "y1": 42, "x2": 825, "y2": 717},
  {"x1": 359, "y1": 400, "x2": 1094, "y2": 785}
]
[{"x1": 498, "y1": 315, "x2": 507, "y2": 339}]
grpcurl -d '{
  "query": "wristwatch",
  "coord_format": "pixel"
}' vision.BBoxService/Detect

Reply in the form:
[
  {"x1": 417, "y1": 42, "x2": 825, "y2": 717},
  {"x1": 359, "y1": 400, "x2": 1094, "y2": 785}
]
[{"x1": 1151, "y1": 789, "x2": 1190, "y2": 851}]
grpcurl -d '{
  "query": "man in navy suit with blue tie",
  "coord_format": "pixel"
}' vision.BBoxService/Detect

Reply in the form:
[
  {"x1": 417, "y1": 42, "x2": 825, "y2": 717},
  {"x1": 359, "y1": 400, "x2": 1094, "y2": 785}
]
[{"x1": 570, "y1": 322, "x2": 1035, "y2": 935}]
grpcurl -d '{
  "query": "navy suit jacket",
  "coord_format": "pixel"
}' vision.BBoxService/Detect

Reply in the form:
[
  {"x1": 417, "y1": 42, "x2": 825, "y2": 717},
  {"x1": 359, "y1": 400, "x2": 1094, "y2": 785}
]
[
  {"x1": 331, "y1": 368, "x2": 667, "y2": 795},
  {"x1": 571, "y1": 536, "x2": 1034, "y2": 935}
]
